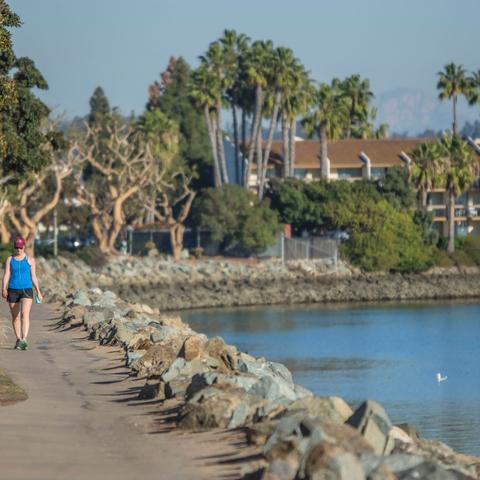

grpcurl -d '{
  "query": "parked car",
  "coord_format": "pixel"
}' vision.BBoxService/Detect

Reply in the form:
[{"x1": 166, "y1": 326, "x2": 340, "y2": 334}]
[{"x1": 326, "y1": 230, "x2": 350, "y2": 241}]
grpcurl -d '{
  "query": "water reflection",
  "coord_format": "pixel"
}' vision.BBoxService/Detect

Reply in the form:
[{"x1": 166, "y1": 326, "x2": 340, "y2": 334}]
[{"x1": 181, "y1": 300, "x2": 480, "y2": 455}]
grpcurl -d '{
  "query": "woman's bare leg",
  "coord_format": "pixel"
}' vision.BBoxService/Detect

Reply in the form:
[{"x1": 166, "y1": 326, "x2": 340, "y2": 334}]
[
  {"x1": 9, "y1": 302, "x2": 21, "y2": 340},
  {"x1": 20, "y1": 298, "x2": 33, "y2": 339}
]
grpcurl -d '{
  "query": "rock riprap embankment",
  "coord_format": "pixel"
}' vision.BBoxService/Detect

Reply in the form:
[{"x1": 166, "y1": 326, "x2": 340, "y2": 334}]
[
  {"x1": 56, "y1": 281, "x2": 480, "y2": 479},
  {"x1": 37, "y1": 256, "x2": 480, "y2": 312}
]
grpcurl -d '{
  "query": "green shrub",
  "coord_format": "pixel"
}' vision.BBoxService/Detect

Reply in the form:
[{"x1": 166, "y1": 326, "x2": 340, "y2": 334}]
[
  {"x1": 450, "y1": 250, "x2": 476, "y2": 267},
  {"x1": 194, "y1": 185, "x2": 281, "y2": 255},
  {"x1": 74, "y1": 246, "x2": 108, "y2": 269},
  {"x1": 0, "y1": 244, "x2": 12, "y2": 264},
  {"x1": 432, "y1": 249, "x2": 455, "y2": 268}
]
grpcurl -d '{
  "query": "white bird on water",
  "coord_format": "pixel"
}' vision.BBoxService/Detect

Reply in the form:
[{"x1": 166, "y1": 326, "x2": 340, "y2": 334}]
[{"x1": 436, "y1": 373, "x2": 448, "y2": 382}]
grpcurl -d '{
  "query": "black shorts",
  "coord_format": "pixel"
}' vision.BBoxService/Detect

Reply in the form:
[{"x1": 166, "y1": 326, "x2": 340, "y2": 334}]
[{"x1": 7, "y1": 288, "x2": 33, "y2": 303}]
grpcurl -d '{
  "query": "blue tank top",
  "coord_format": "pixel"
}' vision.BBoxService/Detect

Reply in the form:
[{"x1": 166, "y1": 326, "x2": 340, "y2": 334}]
[{"x1": 9, "y1": 256, "x2": 33, "y2": 289}]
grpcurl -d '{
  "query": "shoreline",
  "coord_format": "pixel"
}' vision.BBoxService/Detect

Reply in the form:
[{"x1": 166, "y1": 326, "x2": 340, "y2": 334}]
[
  {"x1": 40, "y1": 256, "x2": 480, "y2": 478},
  {"x1": 112, "y1": 270, "x2": 480, "y2": 312}
]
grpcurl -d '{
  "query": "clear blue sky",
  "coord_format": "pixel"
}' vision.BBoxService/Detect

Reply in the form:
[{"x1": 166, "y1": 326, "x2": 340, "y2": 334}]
[{"x1": 10, "y1": 0, "x2": 480, "y2": 119}]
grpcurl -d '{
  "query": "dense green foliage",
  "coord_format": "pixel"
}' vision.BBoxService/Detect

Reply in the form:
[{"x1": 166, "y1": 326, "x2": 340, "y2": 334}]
[
  {"x1": 194, "y1": 184, "x2": 280, "y2": 254},
  {"x1": 147, "y1": 57, "x2": 212, "y2": 188},
  {"x1": 0, "y1": 2, "x2": 51, "y2": 175},
  {"x1": 267, "y1": 178, "x2": 434, "y2": 272}
]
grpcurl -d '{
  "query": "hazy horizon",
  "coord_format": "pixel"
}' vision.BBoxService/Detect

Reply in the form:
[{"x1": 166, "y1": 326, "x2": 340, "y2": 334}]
[{"x1": 9, "y1": 0, "x2": 480, "y2": 134}]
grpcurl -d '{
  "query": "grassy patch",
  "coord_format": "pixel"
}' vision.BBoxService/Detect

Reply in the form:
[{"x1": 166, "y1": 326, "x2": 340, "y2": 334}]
[{"x1": 0, "y1": 369, "x2": 27, "y2": 406}]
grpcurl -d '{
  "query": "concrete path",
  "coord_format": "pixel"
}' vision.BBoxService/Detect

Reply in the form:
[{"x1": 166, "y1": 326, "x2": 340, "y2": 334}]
[{"x1": 0, "y1": 303, "x2": 258, "y2": 480}]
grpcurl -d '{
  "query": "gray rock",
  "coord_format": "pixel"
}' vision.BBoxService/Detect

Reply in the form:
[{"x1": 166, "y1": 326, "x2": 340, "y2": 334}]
[
  {"x1": 248, "y1": 375, "x2": 298, "y2": 404},
  {"x1": 185, "y1": 372, "x2": 259, "y2": 400},
  {"x1": 127, "y1": 351, "x2": 144, "y2": 366},
  {"x1": 72, "y1": 290, "x2": 92, "y2": 307},
  {"x1": 346, "y1": 400, "x2": 394, "y2": 455},
  {"x1": 287, "y1": 396, "x2": 353, "y2": 424},
  {"x1": 304, "y1": 450, "x2": 365, "y2": 480},
  {"x1": 93, "y1": 290, "x2": 118, "y2": 308},
  {"x1": 162, "y1": 358, "x2": 186, "y2": 382},
  {"x1": 180, "y1": 384, "x2": 266, "y2": 430}
]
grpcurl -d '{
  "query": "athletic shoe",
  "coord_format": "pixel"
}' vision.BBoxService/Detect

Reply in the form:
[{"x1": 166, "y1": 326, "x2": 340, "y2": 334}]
[
  {"x1": 19, "y1": 339, "x2": 28, "y2": 350},
  {"x1": 14, "y1": 339, "x2": 21, "y2": 350}
]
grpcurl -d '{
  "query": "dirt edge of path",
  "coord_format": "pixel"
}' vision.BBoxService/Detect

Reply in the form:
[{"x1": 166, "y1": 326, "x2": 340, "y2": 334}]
[{"x1": 0, "y1": 368, "x2": 28, "y2": 406}]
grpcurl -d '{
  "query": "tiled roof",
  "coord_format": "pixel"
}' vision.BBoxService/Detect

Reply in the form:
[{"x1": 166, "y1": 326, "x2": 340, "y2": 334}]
[{"x1": 269, "y1": 139, "x2": 431, "y2": 168}]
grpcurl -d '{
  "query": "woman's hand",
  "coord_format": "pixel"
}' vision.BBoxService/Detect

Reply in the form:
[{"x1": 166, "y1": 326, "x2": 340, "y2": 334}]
[
  {"x1": 37, "y1": 292, "x2": 43, "y2": 302},
  {"x1": 2, "y1": 289, "x2": 7, "y2": 299}
]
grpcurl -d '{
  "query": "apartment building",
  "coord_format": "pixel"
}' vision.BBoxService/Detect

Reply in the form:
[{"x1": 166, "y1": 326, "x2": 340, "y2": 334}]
[{"x1": 250, "y1": 138, "x2": 480, "y2": 238}]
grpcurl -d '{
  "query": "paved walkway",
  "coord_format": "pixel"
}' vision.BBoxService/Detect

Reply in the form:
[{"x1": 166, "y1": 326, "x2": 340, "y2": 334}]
[{"x1": 0, "y1": 303, "x2": 256, "y2": 480}]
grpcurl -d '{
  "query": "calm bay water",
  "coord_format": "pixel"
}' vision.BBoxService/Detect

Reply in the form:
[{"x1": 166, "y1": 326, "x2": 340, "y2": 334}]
[{"x1": 181, "y1": 300, "x2": 480, "y2": 456}]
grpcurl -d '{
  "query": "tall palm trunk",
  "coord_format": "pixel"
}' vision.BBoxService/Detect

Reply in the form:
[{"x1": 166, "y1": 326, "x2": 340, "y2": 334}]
[
  {"x1": 289, "y1": 118, "x2": 296, "y2": 177},
  {"x1": 204, "y1": 104, "x2": 221, "y2": 187},
  {"x1": 421, "y1": 189, "x2": 428, "y2": 208},
  {"x1": 447, "y1": 189, "x2": 456, "y2": 253},
  {"x1": 216, "y1": 103, "x2": 229, "y2": 184},
  {"x1": 452, "y1": 94, "x2": 458, "y2": 135},
  {"x1": 244, "y1": 84, "x2": 263, "y2": 188},
  {"x1": 256, "y1": 132, "x2": 263, "y2": 194},
  {"x1": 231, "y1": 102, "x2": 240, "y2": 183},
  {"x1": 319, "y1": 122, "x2": 329, "y2": 180},
  {"x1": 281, "y1": 114, "x2": 289, "y2": 178},
  {"x1": 241, "y1": 108, "x2": 247, "y2": 186},
  {"x1": 259, "y1": 89, "x2": 281, "y2": 199}
]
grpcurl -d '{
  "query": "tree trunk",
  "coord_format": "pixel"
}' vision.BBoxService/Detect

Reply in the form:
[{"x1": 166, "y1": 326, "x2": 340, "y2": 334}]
[
  {"x1": 232, "y1": 102, "x2": 240, "y2": 184},
  {"x1": 241, "y1": 108, "x2": 247, "y2": 186},
  {"x1": 259, "y1": 89, "x2": 281, "y2": 199},
  {"x1": 92, "y1": 217, "x2": 109, "y2": 253},
  {"x1": 216, "y1": 102, "x2": 229, "y2": 184},
  {"x1": 244, "y1": 84, "x2": 263, "y2": 188},
  {"x1": 204, "y1": 104, "x2": 221, "y2": 187},
  {"x1": 170, "y1": 223, "x2": 185, "y2": 262},
  {"x1": 0, "y1": 221, "x2": 10, "y2": 244},
  {"x1": 289, "y1": 119, "x2": 297, "y2": 177},
  {"x1": 447, "y1": 190, "x2": 456, "y2": 253},
  {"x1": 320, "y1": 123, "x2": 329, "y2": 180},
  {"x1": 421, "y1": 189, "x2": 428, "y2": 208},
  {"x1": 452, "y1": 94, "x2": 458, "y2": 136},
  {"x1": 282, "y1": 114, "x2": 289, "y2": 178}
]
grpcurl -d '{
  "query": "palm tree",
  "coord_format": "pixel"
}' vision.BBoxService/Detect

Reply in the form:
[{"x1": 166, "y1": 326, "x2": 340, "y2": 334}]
[
  {"x1": 190, "y1": 65, "x2": 222, "y2": 187},
  {"x1": 468, "y1": 70, "x2": 480, "y2": 107},
  {"x1": 257, "y1": 47, "x2": 302, "y2": 198},
  {"x1": 409, "y1": 141, "x2": 442, "y2": 207},
  {"x1": 220, "y1": 30, "x2": 250, "y2": 181},
  {"x1": 281, "y1": 66, "x2": 314, "y2": 177},
  {"x1": 437, "y1": 63, "x2": 472, "y2": 135},
  {"x1": 199, "y1": 41, "x2": 235, "y2": 184},
  {"x1": 302, "y1": 81, "x2": 348, "y2": 180},
  {"x1": 243, "y1": 40, "x2": 274, "y2": 187},
  {"x1": 341, "y1": 74, "x2": 374, "y2": 138},
  {"x1": 437, "y1": 134, "x2": 478, "y2": 253}
]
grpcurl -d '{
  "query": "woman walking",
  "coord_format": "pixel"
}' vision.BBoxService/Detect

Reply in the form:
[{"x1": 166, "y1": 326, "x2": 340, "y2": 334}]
[{"x1": 1, "y1": 235, "x2": 43, "y2": 350}]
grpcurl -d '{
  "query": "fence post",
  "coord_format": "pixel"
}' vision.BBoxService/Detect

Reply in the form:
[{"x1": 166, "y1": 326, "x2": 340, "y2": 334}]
[{"x1": 281, "y1": 233, "x2": 285, "y2": 264}]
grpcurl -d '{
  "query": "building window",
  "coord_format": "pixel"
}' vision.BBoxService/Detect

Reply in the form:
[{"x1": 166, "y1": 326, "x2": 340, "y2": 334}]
[
  {"x1": 455, "y1": 221, "x2": 468, "y2": 237},
  {"x1": 337, "y1": 168, "x2": 363, "y2": 178},
  {"x1": 294, "y1": 168, "x2": 310, "y2": 179},
  {"x1": 457, "y1": 193, "x2": 468, "y2": 206},
  {"x1": 371, "y1": 167, "x2": 387, "y2": 179},
  {"x1": 428, "y1": 192, "x2": 444, "y2": 206}
]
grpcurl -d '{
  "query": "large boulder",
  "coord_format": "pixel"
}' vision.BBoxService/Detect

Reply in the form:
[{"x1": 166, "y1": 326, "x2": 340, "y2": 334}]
[
  {"x1": 262, "y1": 415, "x2": 373, "y2": 480},
  {"x1": 180, "y1": 383, "x2": 267, "y2": 430},
  {"x1": 179, "y1": 334, "x2": 208, "y2": 361},
  {"x1": 71, "y1": 290, "x2": 92, "y2": 307},
  {"x1": 286, "y1": 396, "x2": 353, "y2": 424},
  {"x1": 131, "y1": 338, "x2": 183, "y2": 377},
  {"x1": 346, "y1": 400, "x2": 394, "y2": 455}
]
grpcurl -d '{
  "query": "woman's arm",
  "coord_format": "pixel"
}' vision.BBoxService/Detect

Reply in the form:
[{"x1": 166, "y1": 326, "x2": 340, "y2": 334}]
[
  {"x1": 2, "y1": 257, "x2": 11, "y2": 299},
  {"x1": 29, "y1": 257, "x2": 42, "y2": 300}
]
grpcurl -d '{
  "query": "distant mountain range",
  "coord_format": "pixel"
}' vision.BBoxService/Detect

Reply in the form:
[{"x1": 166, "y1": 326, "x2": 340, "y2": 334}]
[{"x1": 375, "y1": 88, "x2": 480, "y2": 137}]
